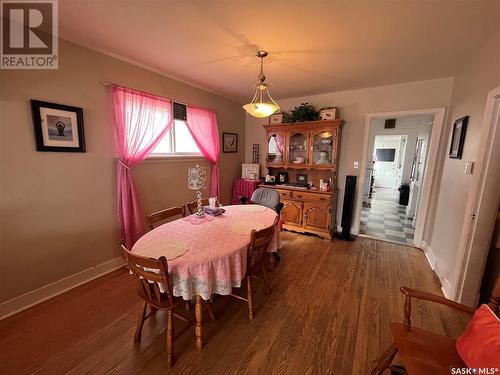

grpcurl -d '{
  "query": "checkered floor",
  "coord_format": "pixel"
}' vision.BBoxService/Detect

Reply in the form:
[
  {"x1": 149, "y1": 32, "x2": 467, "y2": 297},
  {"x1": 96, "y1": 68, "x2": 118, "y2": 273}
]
[{"x1": 359, "y1": 187, "x2": 414, "y2": 245}]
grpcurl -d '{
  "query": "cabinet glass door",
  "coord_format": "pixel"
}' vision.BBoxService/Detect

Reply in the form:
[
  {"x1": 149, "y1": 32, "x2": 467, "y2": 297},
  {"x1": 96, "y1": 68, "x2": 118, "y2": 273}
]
[
  {"x1": 311, "y1": 130, "x2": 335, "y2": 166},
  {"x1": 288, "y1": 132, "x2": 309, "y2": 165},
  {"x1": 266, "y1": 133, "x2": 285, "y2": 165}
]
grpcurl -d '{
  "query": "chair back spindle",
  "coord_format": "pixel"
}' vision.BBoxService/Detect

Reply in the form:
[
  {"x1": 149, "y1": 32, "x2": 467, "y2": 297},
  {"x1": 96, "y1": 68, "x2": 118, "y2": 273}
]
[{"x1": 121, "y1": 245, "x2": 175, "y2": 308}]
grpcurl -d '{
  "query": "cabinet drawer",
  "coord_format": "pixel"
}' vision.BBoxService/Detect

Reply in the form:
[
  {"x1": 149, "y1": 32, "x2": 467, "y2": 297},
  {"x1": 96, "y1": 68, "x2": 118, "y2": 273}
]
[
  {"x1": 277, "y1": 189, "x2": 291, "y2": 199},
  {"x1": 291, "y1": 191, "x2": 330, "y2": 203}
]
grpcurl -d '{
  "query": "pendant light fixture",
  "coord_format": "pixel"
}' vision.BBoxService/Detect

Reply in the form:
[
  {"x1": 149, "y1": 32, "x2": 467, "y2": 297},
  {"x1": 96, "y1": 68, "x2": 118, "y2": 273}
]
[{"x1": 243, "y1": 51, "x2": 280, "y2": 118}]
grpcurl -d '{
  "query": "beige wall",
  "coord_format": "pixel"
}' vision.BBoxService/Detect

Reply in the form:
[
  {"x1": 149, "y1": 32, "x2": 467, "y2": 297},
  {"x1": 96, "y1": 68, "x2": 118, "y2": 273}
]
[
  {"x1": 427, "y1": 30, "x2": 500, "y2": 295},
  {"x1": 245, "y1": 78, "x2": 454, "y2": 230},
  {"x1": 0, "y1": 39, "x2": 245, "y2": 303}
]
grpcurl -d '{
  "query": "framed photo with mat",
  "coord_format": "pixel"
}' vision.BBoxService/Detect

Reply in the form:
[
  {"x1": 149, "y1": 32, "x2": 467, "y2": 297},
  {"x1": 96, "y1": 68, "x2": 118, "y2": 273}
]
[
  {"x1": 223, "y1": 132, "x2": 238, "y2": 153},
  {"x1": 31, "y1": 100, "x2": 86, "y2": 152}
]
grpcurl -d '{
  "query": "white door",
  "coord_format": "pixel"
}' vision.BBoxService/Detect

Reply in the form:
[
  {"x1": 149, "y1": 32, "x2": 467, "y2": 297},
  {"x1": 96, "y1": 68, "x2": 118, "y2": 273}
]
[
  {"x1": 374, "y1": 161, "x2": 397, "y2": 187},
  {"x1": 373, "y1": 136, "x2": 403, "y2": 188},
  {"x1": 408, "y1": 137, "x2": 428, "y2": 225}
]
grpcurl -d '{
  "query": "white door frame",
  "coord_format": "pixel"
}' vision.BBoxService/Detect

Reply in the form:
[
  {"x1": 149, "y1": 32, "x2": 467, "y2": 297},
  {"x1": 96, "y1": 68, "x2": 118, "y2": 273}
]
[
  {"x1": 452, "y1": 85, "x2": 500, "y2": 306},
  {"x1": 354, "y1": 107, "x2": 446, "y2": 248}
]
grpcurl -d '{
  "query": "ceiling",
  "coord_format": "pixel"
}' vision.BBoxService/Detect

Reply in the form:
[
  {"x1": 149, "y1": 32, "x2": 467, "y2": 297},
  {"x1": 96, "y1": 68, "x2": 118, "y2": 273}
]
[{"x1": 59, "y1": 0, "x2": 500, "y2": 103}]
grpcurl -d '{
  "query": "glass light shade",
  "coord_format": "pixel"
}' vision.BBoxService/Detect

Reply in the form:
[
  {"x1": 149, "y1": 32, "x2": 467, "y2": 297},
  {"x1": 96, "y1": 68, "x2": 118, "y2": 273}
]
[
  {"x1": 243, "y1": 83, "x2": 280, "y2": 118},
  {"x1": 243, "y1": 102, "x2": 280, "y2": 118}
]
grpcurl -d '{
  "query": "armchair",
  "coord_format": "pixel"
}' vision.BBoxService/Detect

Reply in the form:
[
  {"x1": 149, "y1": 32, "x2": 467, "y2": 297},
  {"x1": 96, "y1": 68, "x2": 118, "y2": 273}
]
[{"x1": 371, "y1": 280, "x2": 500, "y2": 375}]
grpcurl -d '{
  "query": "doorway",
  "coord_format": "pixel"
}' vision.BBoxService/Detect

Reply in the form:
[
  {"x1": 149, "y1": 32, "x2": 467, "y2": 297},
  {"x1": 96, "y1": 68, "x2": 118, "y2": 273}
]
[
  {"x1": 355, "y1": 108, "x2": 446, "y2": 248},
  {"x1": 360, "y1": 133, "x2": 417, "y2": 245}
]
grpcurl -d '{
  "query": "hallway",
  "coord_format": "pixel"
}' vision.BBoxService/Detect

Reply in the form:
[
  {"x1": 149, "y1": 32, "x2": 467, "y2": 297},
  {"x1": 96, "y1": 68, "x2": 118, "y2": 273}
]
[{"x1": 360, "y1": 187, "x2": 415, "y2": 245}]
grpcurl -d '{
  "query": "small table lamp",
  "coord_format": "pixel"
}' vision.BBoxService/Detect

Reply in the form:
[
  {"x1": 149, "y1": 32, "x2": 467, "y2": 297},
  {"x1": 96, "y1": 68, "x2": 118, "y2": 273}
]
[{"x1": 188, "y1": 165, "x2": 207, "y2": 217}]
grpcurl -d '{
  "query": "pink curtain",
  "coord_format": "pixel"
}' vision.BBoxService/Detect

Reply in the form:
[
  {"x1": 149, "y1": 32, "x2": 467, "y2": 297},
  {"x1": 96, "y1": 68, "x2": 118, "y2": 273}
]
[
  {"x1": 112, "y1": 86, "x2": 173, "y2": 248},
  {"x1": 186, "y1": 106, "x2": 220, "y2": 197},
  {"x1": 275, "y1": 134, "x2": 284, "y2": 155}
]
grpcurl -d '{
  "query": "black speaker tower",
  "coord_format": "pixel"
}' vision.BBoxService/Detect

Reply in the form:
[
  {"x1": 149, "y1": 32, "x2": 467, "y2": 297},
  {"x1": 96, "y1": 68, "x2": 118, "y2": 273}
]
[{"x1": 338, "y1": 175, "x2": 357, "y2": 241}]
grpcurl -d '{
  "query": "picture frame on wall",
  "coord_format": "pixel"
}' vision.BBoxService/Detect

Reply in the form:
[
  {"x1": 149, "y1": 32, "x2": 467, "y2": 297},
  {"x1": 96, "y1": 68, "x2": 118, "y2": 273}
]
[
  {"x1": 31, "y1": 100, "x2": 86, "y2": 152},
  {"x1": 222, "y1": 132, "x2": 238, "y2": 153},
  {"x1": 449, "y1": 116, "x2": 468, "y2": 159}
]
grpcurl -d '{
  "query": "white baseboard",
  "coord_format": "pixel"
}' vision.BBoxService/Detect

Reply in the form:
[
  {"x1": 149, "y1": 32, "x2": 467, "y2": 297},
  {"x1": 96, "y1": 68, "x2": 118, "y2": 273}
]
[
  {"x1": 0, "y1": 256, "x2": 125, "y2": 320},
  {"x1": 421, "y1": 240, "x2": 453, "y2": 299},
  {"x1": 440, "y1": 278, "x2": 453, "y2": 299},
  {"x1": 421, "y1": 240, "x2": 436, "y2": 270}
]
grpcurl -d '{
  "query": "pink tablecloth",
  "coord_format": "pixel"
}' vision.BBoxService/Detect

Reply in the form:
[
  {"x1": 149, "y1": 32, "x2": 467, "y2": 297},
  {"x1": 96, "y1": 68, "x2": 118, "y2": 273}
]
[{"x1": 132, "y1": 205, "x2": 279, "y2": 301}]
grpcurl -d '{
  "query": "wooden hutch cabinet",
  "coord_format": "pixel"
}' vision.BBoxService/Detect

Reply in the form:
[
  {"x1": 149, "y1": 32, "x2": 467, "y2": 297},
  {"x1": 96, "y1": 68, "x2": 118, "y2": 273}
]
[{"x1": 262, "y1": 119, "x2": 343, "y2": 240}]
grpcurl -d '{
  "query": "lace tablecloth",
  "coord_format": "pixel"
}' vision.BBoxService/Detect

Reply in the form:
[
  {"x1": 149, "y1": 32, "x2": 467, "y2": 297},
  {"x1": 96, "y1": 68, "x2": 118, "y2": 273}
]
[{"x1": 132, "y1": 205, "x2": 279, "y2": 300}]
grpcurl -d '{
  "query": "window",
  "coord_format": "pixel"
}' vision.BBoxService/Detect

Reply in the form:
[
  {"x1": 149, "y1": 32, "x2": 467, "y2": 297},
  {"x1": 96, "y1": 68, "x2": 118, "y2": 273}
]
[
  {"x1": 150, "y1": 119, "x2": 201, "y2": 156},
  {"x1": 122, "y1": 96, "x2": 201, "y2": 157}
]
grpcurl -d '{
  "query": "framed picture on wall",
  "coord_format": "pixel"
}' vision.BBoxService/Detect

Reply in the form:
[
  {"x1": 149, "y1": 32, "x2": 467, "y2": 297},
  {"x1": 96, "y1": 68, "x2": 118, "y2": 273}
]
[
  {"x1": 222, "y1": 132, "x2": 238, "y2": 153},
  {"x1": 31, "y1": 100, "x2": 86, "y2": 152},
  {"x1": 449, "y1": 116, "x2": 468, "y2": 159}
]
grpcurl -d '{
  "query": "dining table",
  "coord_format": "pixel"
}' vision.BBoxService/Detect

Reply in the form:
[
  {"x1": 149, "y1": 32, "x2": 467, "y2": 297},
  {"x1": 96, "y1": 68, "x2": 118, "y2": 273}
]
[{"x1": 132, "y1": 204, "x2": 280, "y2": 349}]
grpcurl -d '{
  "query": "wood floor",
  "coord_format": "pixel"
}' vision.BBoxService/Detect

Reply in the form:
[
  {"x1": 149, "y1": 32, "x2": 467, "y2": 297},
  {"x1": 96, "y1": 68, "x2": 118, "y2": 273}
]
[{"x1": 0, "y1": 233, "x2": 468, "y2": 374}]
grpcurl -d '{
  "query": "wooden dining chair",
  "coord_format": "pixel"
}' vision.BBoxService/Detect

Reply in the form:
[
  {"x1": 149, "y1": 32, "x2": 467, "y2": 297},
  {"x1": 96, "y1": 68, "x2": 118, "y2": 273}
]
[
  {"x1": 185, "y1": 198, "x2": 210, "y2": 215},
  {"x1": 229, "y1": 216, "x2": 279, "y2": 320},
  {"x1": 240, "y1": 188, "x2": 284, "y2": 262},
  {"x1": 121, "y1": 245, "x2": 215, "y2": 367},
  {"x1": 146, "y1": 206, "x2": 185, "y2": 231},
  {"x1": 371, "y1": 279, "x2": 500, "y2": 375}
]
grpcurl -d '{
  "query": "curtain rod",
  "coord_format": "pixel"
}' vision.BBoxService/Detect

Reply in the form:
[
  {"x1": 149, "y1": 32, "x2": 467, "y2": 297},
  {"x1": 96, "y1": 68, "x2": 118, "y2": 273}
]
[
  {"x1": 101, "y1": 81, "x2": 217, "y2": 114},
  {"x1": 101, "y1": 81, "x2": 171, "y2": 101}
]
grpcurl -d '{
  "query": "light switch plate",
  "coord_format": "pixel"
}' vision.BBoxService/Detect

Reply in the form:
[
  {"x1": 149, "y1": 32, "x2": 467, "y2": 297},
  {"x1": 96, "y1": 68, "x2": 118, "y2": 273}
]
[
  {"x1": 464, "y1": 161, "x2": 475, "y2": 175},
  {"x1": 353, "y1": 161, "x2": 359, "y2": 169}
]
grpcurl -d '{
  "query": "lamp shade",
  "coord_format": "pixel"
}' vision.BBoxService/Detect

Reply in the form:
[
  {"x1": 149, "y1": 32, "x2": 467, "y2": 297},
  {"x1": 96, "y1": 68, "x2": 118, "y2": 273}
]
[
  {"x1": 243, "y1": 84, "x2": 280, "y2": 118},
  {"x1": 243, "y1": 102, "x2": 280, "y2": 118},
  {"x1": 187, "y1": 165, "x2": 207, "y2": 190}
]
